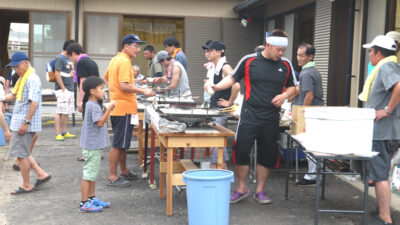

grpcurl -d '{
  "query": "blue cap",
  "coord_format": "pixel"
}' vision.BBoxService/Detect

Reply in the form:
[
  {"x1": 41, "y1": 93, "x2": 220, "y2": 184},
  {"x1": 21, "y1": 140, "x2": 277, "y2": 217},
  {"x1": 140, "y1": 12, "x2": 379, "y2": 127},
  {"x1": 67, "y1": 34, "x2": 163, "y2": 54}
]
[
  {"x1": 7, "y1": 52, "x2": 28, "y2": 67},
  {"x1": 121, "y1": 34, "x2": 147, "y2": 47}
]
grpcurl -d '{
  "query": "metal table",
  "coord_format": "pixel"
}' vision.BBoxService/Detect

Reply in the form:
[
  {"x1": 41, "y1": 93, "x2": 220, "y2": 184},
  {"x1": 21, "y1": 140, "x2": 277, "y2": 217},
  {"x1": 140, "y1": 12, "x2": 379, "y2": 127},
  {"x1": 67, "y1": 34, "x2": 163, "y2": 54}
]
[{"x1": 284, "y1": 131, "x2": 372, "y2": 225}]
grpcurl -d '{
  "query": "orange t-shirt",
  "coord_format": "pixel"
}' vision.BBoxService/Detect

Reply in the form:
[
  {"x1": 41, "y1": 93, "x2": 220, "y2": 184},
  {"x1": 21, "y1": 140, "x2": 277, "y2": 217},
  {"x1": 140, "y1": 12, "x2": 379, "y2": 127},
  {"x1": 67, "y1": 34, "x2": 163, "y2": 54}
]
[{"x1": 104, "y1": 52, "x2": 137, "y2": 116}]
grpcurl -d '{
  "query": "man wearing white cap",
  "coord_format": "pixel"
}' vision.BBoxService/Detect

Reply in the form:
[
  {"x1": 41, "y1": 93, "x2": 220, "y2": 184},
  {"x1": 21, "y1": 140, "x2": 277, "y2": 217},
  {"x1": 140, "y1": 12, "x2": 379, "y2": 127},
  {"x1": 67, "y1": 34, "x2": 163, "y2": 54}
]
[
  {"x1": 213, "y1": 29, "x2": 296, "y2": 204},
  {"x1": 360, "y1": 35, "x2": 400, "y2": 225}
]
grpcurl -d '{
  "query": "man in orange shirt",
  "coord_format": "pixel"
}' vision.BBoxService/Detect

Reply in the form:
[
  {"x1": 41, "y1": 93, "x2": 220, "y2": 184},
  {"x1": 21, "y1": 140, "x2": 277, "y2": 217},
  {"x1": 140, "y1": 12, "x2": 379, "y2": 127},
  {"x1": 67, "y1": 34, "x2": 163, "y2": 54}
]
[{"x1": 104, "y1": 34, "x2": 155, "y2": 187}]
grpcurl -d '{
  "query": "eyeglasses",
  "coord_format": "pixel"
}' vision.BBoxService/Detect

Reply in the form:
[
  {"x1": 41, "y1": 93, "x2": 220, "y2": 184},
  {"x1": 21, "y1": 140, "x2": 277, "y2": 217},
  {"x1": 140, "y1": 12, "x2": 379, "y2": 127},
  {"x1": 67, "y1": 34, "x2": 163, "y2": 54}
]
[{"x1": 131, "y1": 44, "x2": 141, "y2": 49}]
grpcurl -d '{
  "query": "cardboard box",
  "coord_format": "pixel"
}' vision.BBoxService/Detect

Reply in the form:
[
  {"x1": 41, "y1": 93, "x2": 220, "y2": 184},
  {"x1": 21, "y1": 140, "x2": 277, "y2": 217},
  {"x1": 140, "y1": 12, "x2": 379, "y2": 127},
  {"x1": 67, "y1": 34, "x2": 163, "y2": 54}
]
[{"x1": 291, "y1": 106, "x2": 316, "y2": 134}]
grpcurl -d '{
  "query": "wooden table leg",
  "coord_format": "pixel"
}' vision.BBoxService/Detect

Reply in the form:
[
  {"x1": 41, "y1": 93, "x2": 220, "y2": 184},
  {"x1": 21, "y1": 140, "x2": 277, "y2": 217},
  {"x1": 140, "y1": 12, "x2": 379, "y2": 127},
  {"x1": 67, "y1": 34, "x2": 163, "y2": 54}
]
[
  {"x1": 160, "y1": 144, "x2": 165, "y2": 199},
  {"x1": 138, "y1": 119, "x2": 143, "y2": 167},
  {"x1": 167, "y1": 147, "x2": 173, "y2": 216},
  {"x1": 205, "y1": 147, "x2": 210, "y2": 159},
  {"x1": 217, "y1": 147, "x2": 223, "y2": 169}
]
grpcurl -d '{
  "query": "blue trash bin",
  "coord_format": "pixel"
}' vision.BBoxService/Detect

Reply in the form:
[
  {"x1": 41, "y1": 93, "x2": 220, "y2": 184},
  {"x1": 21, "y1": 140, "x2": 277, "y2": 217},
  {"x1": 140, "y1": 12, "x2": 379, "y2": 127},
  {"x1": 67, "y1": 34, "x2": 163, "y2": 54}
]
[
  {"x1": 0, "y1": 128, "x2": 6, "y2": 146},
  {"x1": 182, "y1": 169, "x2": 234, "y2": 225}
]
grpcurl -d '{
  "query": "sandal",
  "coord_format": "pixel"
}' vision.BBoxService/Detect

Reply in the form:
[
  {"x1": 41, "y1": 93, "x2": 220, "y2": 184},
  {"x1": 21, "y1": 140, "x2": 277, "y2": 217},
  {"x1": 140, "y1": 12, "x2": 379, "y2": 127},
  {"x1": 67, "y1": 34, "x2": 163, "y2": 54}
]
[
  {"x1": 106, "y1": 177, "x2": 131, "y2": 187},
  {"x1": 120, "y1": 171, "x2": 139, "y2": 181},
  {"x1": 34, "y1": 175, "x2": 52, "y2": 189},
  {"x1": 77, "y1": 157, "x2": 86, "y2": 161},
  {"x1": 11, "y1": 187, "x2": 34, "y2": 195}
]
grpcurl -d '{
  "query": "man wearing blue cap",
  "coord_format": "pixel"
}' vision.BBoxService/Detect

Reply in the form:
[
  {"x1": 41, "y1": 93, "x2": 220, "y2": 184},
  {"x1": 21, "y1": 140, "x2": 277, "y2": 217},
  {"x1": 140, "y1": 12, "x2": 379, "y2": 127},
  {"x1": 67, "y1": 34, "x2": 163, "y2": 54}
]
[
  {"x1": 6, "y1": 52, "x2": 51, "y2": 194},
  {"x1": 104, "y1": 34, "x2": 155, "y2": 187}
]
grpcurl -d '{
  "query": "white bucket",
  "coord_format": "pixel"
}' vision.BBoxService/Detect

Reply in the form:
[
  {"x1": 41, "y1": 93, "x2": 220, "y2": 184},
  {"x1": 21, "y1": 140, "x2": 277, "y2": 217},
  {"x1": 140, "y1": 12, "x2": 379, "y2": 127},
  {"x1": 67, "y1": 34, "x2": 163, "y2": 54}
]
[{"x1": 304, "y1": 107, "x2": 375, "y2": 155}]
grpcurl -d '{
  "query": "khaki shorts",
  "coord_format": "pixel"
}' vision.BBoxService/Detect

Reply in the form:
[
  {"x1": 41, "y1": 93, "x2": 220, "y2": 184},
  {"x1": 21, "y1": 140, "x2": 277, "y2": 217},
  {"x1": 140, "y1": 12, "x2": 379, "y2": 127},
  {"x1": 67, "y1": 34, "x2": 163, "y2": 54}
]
[
  {"x1": 55, "y1": 89, "x2": 74, "y2": 114},
  {"x1": 8, "y1": 132, "x2": 35, "y2": 159},
  {"x1": 82, "y1": 149, "x2": 102, "y2": 181}
]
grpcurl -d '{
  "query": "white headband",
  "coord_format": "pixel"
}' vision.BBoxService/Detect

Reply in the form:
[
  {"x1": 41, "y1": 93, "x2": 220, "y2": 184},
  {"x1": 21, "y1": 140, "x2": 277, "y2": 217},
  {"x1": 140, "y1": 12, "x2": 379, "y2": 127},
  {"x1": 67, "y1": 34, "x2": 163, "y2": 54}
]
[{"x1": 266, "y1": 36, "x2": 288, "y2": 47}]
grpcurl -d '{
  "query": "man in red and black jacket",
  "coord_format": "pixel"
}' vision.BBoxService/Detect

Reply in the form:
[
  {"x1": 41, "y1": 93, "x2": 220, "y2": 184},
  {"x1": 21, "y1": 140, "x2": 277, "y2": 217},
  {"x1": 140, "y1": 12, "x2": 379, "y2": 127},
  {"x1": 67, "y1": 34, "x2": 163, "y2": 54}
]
[{"x1": 212, "y1": 29, "x2": 296, "y2": 205}]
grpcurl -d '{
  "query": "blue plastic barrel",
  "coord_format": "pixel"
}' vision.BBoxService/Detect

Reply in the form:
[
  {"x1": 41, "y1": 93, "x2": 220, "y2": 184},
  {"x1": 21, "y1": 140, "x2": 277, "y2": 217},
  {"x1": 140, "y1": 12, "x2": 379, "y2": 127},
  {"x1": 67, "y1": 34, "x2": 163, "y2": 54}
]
[
  {"x1": 182, "y1": 169, "x2": 234, "y2": 225},
  {"x1": 0, "y1": 128, "x2": 6, "y2": 146}
]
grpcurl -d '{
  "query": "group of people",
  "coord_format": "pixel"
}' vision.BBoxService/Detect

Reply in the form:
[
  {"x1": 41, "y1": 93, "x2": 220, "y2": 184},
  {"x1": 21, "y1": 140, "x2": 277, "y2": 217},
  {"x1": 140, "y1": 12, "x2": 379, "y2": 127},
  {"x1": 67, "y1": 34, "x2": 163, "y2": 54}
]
[{"x1": 2, "y1": 28, "x2": 400, "y2": 224}]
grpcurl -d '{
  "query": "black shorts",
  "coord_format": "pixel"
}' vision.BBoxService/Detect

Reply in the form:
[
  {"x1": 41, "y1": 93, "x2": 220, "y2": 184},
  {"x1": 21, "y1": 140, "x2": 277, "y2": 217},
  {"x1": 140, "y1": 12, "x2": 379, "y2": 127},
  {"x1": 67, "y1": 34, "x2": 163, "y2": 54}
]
[
  {"x1": 369, "y1": 140, "x2": 398, "y2": 181},
  {"x1": 234, "y1": 119, "x2": 280, "y2": 168},
  {"x1": 110, "y1": 115, "x2": 133, "y2": 150}
]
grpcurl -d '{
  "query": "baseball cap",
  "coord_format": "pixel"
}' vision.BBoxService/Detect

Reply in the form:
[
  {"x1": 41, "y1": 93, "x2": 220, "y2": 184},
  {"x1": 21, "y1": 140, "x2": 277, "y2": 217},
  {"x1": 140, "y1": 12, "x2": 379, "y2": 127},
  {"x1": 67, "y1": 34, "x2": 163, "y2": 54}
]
[
  {"x1": 7, "y1": 51, "x2": 28, "y2": 67},
  {"x1": 157, "y1": 50, "x2": 170, "y2": 63},
  {"x1": 363, "y1": 35, "x2": 396, "y2": 51},
  {"x1": 202, "y1": 40, "x2": 225, "y2": 52},
  {"x1": 386, "y1": 31, "x2": 400, "y2": 43},
  {"x1": 121, "y1": 34, "x2": 147, "y2": 46}
]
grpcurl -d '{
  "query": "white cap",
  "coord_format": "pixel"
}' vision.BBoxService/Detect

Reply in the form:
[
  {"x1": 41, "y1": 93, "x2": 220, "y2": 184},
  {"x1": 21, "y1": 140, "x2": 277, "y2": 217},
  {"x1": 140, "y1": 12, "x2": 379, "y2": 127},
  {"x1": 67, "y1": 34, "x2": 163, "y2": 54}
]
[
  {"x1": 386, "y1": 31, "x2": 400, "y2": 43},
  {"x1": 363, "y1": 35, "x2": 396, "y2": 51}
]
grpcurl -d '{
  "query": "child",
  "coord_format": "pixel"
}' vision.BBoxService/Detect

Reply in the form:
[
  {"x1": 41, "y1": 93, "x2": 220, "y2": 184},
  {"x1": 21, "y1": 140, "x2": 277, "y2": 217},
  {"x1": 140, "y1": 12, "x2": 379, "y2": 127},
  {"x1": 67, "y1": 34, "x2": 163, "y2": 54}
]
[{"x1": 79, "y1": 76, "x2": 115, "y2": 213}]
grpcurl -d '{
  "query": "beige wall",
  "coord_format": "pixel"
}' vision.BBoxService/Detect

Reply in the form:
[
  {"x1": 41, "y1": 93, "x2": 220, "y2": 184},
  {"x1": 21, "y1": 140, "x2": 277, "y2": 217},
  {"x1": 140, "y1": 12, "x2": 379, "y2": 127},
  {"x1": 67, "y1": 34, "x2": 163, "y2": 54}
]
[
  {"x1": 82, "y1": 0, "x2": 241, "y2": 18},
  {"x1": 264, "y1": 0, "x2": 314, "y2": 18}
]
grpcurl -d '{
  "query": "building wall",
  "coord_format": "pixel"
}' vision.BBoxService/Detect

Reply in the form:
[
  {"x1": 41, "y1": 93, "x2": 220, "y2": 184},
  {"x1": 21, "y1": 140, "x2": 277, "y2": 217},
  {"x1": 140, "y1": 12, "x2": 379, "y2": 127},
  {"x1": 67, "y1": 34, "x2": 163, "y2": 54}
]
[
  {"x1": 82, "y1": 0, "x2": 241, "y2": 18},
  {"x1": 264, "y1": 0, "x2": 314, "y2": 19}
]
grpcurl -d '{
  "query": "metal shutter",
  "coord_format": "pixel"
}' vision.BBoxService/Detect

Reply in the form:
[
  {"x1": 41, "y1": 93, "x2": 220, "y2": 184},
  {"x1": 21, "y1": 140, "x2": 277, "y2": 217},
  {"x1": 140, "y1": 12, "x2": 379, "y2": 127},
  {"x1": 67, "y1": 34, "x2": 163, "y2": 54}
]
[
  {"x1": 314, "y1": 0, "x2": 332, "y2": 104},
  {"x1": 222, "y1": 18, "x2": 263, "y2": 67},
  {"x1": 184, "y1": 17, "x2": 222, "y2": 102},
  {"x1": 222, "y1": 18, "x2": 263, "y2": 93}
]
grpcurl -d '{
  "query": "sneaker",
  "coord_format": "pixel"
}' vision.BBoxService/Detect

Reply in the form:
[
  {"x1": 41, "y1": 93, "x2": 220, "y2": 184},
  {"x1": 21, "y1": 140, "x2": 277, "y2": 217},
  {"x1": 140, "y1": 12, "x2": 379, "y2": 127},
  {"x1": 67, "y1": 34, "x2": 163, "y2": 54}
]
[
  {"x1": 79, "y1": 201, "x2": 103, "y2": 213},
  {"x1": 230, "y1": 190, "x2": 249, "y2": 204},
  {"x1": 91, "y1": 197, "x2": 110, "y2": 208},
  {"x1": 55, "y1": 134, "x2": 64, "y2": 141},
  {"x1": 296, "y1": 178, "x2": 316, "y2": 186},
  {"x1": 106, "y1": 177, "x2": 131, "y2": 187},
  {"x1": 62, "y1": 132, "x2": 76, "y2": 139},
  {"x1": 253, "y1": 191, "x2": 272, "y2": 204}
]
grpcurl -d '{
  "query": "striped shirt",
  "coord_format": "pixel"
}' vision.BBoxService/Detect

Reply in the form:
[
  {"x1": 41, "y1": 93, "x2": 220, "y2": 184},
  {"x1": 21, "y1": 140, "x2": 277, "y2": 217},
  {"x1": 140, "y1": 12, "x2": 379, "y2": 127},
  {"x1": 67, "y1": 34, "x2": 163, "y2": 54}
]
[
  {"x1": 10, "y1": 73, "x2": 42, "y2": 132},
  {"x1": 80, "y1": 100, "x2": 110, "y2": 149}
]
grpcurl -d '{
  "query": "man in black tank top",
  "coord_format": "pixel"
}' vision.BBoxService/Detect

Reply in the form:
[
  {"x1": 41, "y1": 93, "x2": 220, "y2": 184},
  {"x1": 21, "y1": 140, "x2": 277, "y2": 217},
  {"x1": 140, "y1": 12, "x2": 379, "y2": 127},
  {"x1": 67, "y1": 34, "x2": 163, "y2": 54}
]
[
  {"x1": 202, "y1": 40, "x2": 240, "y2": 169},
  {"x1": 203, "y1": 41, "x2": 240, "y2": 109}
]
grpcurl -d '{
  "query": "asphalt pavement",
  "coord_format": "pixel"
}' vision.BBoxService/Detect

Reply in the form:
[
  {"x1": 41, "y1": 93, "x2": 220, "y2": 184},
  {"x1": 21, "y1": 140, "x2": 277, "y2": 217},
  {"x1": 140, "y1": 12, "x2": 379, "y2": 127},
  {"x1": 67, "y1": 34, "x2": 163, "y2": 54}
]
[{"x1": 0, "y1": 115, "x2": 399, "y2": 225}]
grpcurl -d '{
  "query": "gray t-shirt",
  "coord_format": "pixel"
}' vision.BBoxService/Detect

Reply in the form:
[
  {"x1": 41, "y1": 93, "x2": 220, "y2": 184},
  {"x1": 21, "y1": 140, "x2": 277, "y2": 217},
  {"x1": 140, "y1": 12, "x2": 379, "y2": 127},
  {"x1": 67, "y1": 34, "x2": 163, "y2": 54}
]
[
  {"x1": 296, "y1": 66, "x2": 325, "y2": 106},
  {"x1": 54, "y1": 55, "x2": 74, "y2": 92},
  {"x1": 366, "y1": 61, "x2": 400, "y2": 140},
  {"x1": 80, "y1": 100, "x2": 110, "y2": 149}
]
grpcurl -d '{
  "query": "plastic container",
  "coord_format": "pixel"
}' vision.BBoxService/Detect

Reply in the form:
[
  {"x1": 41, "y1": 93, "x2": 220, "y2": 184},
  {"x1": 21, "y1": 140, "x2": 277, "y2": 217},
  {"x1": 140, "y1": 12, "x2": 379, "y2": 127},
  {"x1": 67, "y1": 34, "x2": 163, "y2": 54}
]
[
  {"x1": 304, "y1": 107, "x2": 375, "y2": 155},
  {"x1": 182, "y1": 169, "x2": 234, "y2": 225},
  {"x1": 0, "y1": 128, "x2": 6, "y2": 146}
]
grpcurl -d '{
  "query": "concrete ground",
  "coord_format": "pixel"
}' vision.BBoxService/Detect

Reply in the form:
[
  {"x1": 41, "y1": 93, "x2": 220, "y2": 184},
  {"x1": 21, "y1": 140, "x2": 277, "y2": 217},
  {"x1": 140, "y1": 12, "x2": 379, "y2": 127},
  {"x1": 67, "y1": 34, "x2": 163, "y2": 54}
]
[{"x1": 0, "y1": 116, "x2": 400, "y2": 224}]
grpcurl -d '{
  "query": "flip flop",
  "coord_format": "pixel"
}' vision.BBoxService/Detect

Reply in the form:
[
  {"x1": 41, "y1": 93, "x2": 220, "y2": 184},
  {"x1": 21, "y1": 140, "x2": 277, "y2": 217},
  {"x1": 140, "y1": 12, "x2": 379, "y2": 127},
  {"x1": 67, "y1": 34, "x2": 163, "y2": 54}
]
[
  {"x1": 34, "y1": 175, "x2": 52, "y2": 189},
  {"x1": 11, "y1": 187, "x2": 34, "y2": 195}
]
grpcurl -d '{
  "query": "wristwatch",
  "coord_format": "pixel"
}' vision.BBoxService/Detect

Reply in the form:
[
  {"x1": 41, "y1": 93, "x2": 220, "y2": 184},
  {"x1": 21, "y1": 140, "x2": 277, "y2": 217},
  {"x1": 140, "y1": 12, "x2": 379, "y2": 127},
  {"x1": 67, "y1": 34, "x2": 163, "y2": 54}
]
[
  {"x1": 23, "y1": 119, "x2": 31, "y2": 125},
  {"x1": 384, "y1": 106, "x2": 392, "y2": 114}
]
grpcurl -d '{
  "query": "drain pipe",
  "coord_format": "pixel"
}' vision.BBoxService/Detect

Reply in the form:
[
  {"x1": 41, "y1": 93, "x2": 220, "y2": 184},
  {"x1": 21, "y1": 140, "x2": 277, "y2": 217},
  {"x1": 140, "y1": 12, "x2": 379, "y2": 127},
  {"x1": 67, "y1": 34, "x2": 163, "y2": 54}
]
[
  {"x1": 72, "y1": 0, "x2": 79, "y2": 126},
  {"x1": 345, "y1": 0, "x2": 355, "y2": 106}
]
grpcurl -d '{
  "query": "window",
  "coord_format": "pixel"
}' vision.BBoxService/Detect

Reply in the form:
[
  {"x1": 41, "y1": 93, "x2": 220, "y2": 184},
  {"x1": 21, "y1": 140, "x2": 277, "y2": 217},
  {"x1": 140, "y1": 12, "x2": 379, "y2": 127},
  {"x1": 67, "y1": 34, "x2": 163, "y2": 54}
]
[
  {"x1": 32, "y1": 12, "x2": 66, "y2": 53},
  {"x1": 122, "y1": 16, "x2": 184, "y2": 76}
]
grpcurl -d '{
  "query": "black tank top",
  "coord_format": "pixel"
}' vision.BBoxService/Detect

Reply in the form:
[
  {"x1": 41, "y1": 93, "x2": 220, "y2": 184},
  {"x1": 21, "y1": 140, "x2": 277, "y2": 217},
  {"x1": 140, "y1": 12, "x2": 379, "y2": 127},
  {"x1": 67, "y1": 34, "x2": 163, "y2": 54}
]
[{"x1": 210, "y1": 63, "x2": 231, "y2": 108}]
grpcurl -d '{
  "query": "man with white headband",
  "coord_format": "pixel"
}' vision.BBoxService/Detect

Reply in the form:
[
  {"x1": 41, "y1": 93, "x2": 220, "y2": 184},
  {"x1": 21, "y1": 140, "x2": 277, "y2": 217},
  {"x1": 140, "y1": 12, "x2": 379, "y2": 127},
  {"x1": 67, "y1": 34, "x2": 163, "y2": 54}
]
[{"x1": 212, "y1": 29, "x2": 296, "y2": 204}]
